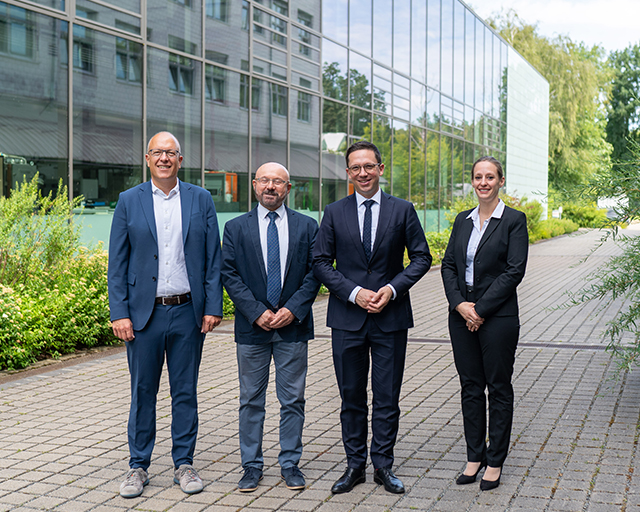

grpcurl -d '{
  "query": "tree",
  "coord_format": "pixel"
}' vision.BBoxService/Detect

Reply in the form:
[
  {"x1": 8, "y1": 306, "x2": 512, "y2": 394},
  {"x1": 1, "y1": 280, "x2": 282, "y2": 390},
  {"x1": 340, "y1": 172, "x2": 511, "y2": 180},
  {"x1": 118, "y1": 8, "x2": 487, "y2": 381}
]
[
  {"x1": 489, "y1": 10, "x2": 612, "y2": 195},
  {"x1": 606, "y1": 44, "x2": 640, "y2": 163}
]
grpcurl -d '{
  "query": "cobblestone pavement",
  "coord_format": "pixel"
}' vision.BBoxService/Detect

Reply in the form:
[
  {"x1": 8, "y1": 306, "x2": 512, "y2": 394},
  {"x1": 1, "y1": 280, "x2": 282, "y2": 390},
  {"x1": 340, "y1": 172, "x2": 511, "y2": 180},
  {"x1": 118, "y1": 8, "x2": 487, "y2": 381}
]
[{"x1": 2, "y1": 228, "x2": 640, "y2": 511}]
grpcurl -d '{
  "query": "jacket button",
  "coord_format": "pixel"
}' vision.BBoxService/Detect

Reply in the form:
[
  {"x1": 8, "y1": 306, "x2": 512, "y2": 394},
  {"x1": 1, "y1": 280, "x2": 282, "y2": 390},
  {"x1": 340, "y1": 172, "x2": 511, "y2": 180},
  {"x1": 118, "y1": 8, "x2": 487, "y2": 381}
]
[
  {"x1": 367, "y1": 269, "x2": 372, "y2": 274},
  {"x1": 152, "y1": 277, "x2": 156, "y2": 282},
  {"x1": 154, "y1": 254, "x2": 157, "y2": 259}
]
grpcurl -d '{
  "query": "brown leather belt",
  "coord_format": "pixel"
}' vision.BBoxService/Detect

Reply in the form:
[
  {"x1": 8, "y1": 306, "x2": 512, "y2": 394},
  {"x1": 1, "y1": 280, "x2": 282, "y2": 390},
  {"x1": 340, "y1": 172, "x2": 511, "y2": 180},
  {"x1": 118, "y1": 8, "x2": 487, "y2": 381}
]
[{"x1": 155, "y1": 293, "x2": 192, "y2": 305}]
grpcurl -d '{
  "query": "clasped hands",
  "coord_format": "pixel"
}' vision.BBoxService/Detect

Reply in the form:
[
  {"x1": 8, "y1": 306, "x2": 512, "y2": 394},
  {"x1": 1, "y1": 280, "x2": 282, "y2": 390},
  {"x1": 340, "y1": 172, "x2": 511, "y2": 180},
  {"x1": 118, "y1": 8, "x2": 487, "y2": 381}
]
[
  {"x1": 455, "y1": 302, "x2": 484, "y2": 332},
  {"x1": 355, "y1": 286, "x2": 393, "y2": 313},
  {"x1": 255, "y1": 307, "x2": 295, "y2": 331}
]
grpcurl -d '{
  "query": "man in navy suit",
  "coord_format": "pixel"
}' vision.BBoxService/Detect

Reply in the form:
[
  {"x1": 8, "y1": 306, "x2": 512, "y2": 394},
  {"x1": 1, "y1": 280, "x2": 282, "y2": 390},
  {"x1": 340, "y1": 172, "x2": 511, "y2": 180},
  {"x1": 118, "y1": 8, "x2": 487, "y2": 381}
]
[
  {"x1": 108, "y1": 132, "x2": 223, "y2": 498},
  {"x1": 221, "y1": 162, "x2": 320, "y2": 493},
  {"x1": 313, "y1": 141, "x2": 431, "y2": 494}
]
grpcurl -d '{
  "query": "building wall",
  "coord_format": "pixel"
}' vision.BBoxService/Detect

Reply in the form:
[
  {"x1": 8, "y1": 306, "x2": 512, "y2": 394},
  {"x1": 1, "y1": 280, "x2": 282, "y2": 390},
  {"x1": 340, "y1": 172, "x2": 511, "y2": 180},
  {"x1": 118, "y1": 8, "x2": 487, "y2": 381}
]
[{"x1": 0, "y1": 0, "x2": 549, "y2": 246}]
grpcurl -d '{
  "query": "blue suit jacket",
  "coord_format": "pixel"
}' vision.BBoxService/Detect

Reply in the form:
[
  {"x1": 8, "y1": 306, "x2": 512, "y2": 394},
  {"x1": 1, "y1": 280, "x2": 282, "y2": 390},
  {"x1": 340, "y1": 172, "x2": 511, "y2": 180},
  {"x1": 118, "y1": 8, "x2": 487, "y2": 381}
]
[
  {"x1": 221, "y1": 206, "x2": 320, "y2": 344},
  {"x1": 313, "y1": 192, "x2": 432, "y2": 332},
  {"x1": 108, "y1": 180, "x2": 223, "y2": 330},
  {"x1": 441, "y1": 205, "x2": 528, "y2": 318}
]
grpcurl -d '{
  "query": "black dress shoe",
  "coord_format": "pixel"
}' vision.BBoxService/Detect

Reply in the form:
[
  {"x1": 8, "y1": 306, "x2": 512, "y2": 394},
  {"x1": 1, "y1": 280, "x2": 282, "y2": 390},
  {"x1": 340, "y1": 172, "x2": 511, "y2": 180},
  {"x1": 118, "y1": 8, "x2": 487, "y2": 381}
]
[
  {"x1": 373, "y1": 467, "x2": 405, "y2": 494},
  {"x1": 331, "y1": 467, "x2": 365, "y2": 494},
  {"x1": 479, "y1": 468, "x2": 501, "y2": 491},
  {"x1": 456, "y1": 460, "x2": 487, "y2": 485}
]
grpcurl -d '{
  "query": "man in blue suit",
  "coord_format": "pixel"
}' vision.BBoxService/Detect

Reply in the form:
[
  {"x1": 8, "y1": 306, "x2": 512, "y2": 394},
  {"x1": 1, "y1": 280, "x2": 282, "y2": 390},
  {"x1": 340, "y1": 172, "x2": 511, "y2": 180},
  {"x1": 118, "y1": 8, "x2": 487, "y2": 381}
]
[
  {"x1": 108, "y1": 131, "x2": 223, "y2": 498},
  {"x1": 221, "y1": 162, "x2": 320, "y2": 493},
  {"x1": 313, "y1": 141, "x2": 431, "y2": 494}
]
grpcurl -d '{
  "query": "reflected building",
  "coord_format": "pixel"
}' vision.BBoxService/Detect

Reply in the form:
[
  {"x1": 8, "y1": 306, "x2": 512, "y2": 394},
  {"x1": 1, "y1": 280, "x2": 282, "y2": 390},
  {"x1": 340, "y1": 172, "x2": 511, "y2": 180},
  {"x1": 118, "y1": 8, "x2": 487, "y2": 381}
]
[{"x1": 0, "y1": 0, "x2": 548, "y2": 241}]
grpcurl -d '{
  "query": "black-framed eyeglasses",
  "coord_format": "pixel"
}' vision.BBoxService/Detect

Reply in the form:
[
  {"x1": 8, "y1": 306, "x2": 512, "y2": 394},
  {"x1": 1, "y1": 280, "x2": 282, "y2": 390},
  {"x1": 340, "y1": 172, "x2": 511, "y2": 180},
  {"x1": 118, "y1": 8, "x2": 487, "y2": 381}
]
[
  {"x1": 348, "y1": 163, "x2": 379, "y2": 174},
  {"x1": 255, "y1": 177, "x2": 289, "y2": 186},
  {"x1": 148, "y1": 149, "x2": 180, "y2": 158}
]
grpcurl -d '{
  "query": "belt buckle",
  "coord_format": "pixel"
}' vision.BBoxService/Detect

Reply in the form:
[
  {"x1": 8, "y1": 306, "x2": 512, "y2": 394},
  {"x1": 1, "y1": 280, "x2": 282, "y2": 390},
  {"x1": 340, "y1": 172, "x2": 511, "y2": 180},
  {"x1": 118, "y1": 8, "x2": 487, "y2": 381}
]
[{"x1": 161, "y1": 296, "x2": 171, "y2": 306}]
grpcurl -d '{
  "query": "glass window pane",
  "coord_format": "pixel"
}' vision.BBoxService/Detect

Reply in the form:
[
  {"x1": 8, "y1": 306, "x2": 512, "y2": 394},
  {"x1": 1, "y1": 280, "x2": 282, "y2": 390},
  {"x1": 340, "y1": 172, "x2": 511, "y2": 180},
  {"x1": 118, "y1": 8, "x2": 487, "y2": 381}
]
[
  {"x1": 372, "y1": 0, "x2": 391, "y2": 67},
  {"x1": 465, "y1": 9, "x2": 475, "y2": 106},
  {"x1": 76, "y1": 0, "x2": 141, "y2": 35},
  {"x1": 484, "y1": 26, "x2": 492, "y2": 116},
  {"x1": 411, "y1": 126, "x2": 426, "y2": 227},
  {"x1": 411, "y1": 81, "x2": 426, "y2": 126},
  {"x1": 0, "y1": 10, "x2": 67, "y2": 200},
  {"x1": 425, "y1": 130, "x2": 439, "y2": 230},
  {"x1": 205, "y1": 68, "x2": 249, "y2": 214},
  {"x1": 321, "y1": 0, "x2": 347, "y2": 45},
  {"x1": 393, "y1": 0, "x2": 410, "y2": 74},
  {"x1": 372, "y1": 114, "x2": 391, "y2": 194},
  {"x1": 148, "y1": 0, "x2": 200, "y2": 56},
  {"x1": 427, "y1": 0, "x2": 440, "y2": 89},
  {"x1": 148, "y1": 47, "x2": 201, "y2": 183},
  {"x1": 411, "y1": 0, "x2": 426, "y2": 83},
  {"x1": 426, "y1": 87, "x2": 440, "y2": 130},
  {"x1": 322, "y1": 98, "x2": 348, "y2": 204},
  {"x1": 349, "y1": 0, "x2": 371, "y2": 57},
  {"x1": 391, "y1": 120, "x2": 409, "y2": 200},
  {"x1": 441, "y1": 0, "x2": 453, "y2": 97},
  {"x1": 349, "y1": 52, "x2": 371, "y2": 108},
  {"x1": 73, "y1": 28, "x2": 143, "y2": 209},
  {"x1": 453, "y1": 0, "x2": 464, "y2": 101},
  {"x1": 290, "y1": 91, "x2": 320, "y2": 214},
  {"x1": 322, "y1": 38, "x2": 348, "y2": 101},
  {"x1": 206, "y1": 0, "x2": 248, "y2": 68}
]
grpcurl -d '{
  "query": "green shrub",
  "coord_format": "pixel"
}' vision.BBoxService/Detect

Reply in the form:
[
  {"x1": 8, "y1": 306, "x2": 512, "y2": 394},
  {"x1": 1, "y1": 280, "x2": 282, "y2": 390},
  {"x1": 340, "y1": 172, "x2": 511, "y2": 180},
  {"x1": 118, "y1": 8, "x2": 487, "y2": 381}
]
[
  {"x1": 0, "y1": 176, "x2": 117, "y2": 371},
  {"x1": 425, "y1": 229, "x2": 452, "y2": 266},
  {"x1": 223, "y1": 288, "x2": 235, "y2": 318},
  {"x1": 530, "y1": 218, "x2": 579, "y2": 242},
  {"x1": 561, "y1": 202, "x2": 607, "y2": 228}
]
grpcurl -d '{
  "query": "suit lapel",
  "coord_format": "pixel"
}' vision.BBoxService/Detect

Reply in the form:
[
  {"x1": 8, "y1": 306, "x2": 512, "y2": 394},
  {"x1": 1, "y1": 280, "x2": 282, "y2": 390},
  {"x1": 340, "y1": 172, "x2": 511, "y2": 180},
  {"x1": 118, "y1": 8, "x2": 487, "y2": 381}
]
[
  {"x1": 180, "y1": 181, "x2": 193, "y2": 244},
  {"x1": 284, "y1": 207, "x2": 298, "y2": 279},
  {"x1": 248, "y1": 208, "x2": 268, "y2": 283},
  {"x1": 344, "y1": 195, "x2": 368, "y2": 264},
  {"x1": 477, "y1": 216, "x2": 501, "y2": 253},
  {"x1": 139, "y1": 182, "x2": 157, "y2": 243},
  {"x1": 371, "y1": 191, "x2": 393, "y2": 260}
]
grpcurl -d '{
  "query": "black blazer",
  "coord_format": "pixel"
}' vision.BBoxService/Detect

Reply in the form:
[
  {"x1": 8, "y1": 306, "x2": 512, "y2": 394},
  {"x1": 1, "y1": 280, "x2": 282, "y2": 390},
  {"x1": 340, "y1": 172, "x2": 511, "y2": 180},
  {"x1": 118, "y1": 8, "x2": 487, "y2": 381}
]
[
  {"x1": 221, "y1": 206, "x2": 320, "y2": 344},
  {"x1": 313, "y1": 192, "x2": 432, "y2": 332},
  {"x1": 441, "y1": 205, "x2": 528, "y2": 318}
]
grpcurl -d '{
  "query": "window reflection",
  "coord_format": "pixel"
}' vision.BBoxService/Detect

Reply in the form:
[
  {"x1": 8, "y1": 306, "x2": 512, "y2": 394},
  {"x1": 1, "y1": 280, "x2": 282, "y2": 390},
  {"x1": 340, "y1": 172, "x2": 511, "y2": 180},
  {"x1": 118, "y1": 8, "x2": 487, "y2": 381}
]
[
  {"x1": 349, "y1": 52, "x2": 371, "y2": 109},
  {"x1": 349, "y1": 0, "x2": 371, "y2": 57},
  {"x1": 372, "y1": 0, "x2": 391, "y2": 66}
]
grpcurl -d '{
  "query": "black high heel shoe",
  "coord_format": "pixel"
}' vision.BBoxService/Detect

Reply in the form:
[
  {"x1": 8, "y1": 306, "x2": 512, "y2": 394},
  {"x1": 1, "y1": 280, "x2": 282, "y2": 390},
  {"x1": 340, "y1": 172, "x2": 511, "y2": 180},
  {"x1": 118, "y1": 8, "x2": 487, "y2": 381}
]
[
  {"x1": 479, "y1": 467, "x2": 501, "y2": 491},
  {"x1": 455, "y1": 460, "x2": 487, "y2": 485}
]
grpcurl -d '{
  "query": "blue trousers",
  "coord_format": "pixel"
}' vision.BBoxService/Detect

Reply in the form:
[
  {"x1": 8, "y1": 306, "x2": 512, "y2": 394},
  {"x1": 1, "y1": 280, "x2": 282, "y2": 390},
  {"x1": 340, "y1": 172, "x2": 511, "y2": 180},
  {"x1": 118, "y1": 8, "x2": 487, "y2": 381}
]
[
  {"x1": 236, "y1": 340, "x2": 308, "y2": 470},
  {"x1": 332, "y1": 317, "x2": 408, "y2": 470},
  {"x1": 125, "y1": 301, "x2": 204, "y2": 470}
]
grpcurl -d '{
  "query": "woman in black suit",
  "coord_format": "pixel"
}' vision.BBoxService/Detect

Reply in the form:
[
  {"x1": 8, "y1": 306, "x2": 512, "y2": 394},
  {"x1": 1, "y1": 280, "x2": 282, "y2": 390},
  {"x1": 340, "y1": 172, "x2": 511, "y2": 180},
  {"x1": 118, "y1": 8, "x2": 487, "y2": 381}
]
[{"x1": 441, "y1": 156, "x2": 528, "y2": 491}]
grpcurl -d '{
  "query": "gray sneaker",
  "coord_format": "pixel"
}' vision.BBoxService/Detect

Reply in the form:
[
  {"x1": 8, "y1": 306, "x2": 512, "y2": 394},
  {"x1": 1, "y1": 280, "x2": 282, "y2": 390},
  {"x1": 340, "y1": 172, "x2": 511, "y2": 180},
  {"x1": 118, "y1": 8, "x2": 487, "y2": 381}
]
[
  {"x1": 174, "y1": 464, "x2": 204, "y2": 494},
  {"x1": 119, "y1": 468, "x2": 149, "y2": 498}
]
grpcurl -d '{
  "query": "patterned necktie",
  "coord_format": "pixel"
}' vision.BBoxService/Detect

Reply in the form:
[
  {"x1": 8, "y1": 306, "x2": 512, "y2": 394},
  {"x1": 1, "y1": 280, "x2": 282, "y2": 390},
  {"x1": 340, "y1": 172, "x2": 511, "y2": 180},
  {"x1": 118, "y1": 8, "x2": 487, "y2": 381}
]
[
  {"x1": 266, "y1": 211, "x2": 281, "y2": 308},
  {"x1": 363, "y1": 199, "x2": 374, "y2": 261}
]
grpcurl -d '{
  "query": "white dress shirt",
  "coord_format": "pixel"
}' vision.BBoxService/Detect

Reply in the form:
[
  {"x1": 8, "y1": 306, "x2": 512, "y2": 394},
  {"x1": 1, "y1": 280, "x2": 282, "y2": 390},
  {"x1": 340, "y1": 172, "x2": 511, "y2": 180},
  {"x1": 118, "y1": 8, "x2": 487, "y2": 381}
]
[
  {"x1": 152, "y1": 179, "x2": 191, "y2": 297},
  {"x1": 465, "y1": 199, "x2": 505, "y2": 286},
  {"x1": 348, "y1": 189, "x2": 397, "y2": 303},
  {"x1": 257, "y1": 203, "x2": 289, "y2": 286}
]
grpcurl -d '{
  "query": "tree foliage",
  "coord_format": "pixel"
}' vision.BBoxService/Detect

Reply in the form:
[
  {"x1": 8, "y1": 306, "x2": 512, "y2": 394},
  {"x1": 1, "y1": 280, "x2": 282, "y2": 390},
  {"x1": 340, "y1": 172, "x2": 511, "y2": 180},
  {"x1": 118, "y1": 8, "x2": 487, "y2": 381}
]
[
  {"x1": 606, "y1": 44, "x2": 640, "y2": 163},
  {"x1": 489, "y1": 10, "x2": 612, "y2": 194}
]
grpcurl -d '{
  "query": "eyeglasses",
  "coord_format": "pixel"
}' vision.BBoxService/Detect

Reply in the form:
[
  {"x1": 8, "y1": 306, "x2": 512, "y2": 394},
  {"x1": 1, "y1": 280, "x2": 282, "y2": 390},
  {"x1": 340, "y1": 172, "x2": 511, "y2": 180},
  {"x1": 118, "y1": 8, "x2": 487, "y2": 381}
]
[
  {"x1": 348, "y1": 163, "x2": 379, "y2": 174},
  {"x1": 255, "y1": 177, "x2": 289, "y2": 186},
  {"x1": 148, "y1": 149, "x2": 180, "y2": 159}
]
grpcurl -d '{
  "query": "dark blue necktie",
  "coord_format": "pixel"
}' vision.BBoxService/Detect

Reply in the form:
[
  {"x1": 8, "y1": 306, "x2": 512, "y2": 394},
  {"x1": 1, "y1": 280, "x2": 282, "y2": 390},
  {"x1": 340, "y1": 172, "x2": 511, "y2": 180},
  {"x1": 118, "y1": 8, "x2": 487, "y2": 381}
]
[
  {"x1": 266, "y1": 211, "x2": 281, "y2": 308},
  {"x1": 363, "y1": 199, "x2": 374, "y2": 261}
]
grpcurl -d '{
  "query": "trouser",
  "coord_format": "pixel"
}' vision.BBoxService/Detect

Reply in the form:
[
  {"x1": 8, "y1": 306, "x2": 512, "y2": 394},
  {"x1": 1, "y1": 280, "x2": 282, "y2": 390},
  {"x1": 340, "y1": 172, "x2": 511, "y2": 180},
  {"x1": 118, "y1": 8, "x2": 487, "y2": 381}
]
[
  {"x1": 126, "y1": 301, "x2": 204, "y2": 470},
  {"x1": 332, "y1": 316, "x2": 408, "y2": 470},
  {"x1": 236, "y1": 339, "x2": 308, "y2": 469},
  {"x1": 449, "y1": 310, "x2": 519, "y2": 467}
]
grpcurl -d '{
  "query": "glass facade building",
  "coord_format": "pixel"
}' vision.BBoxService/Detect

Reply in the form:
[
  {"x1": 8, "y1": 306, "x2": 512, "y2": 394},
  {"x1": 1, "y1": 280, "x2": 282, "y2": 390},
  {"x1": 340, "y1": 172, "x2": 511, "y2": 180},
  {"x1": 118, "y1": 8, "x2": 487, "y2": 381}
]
[{"x1": 0, "y1": 0, "x2": 549, "y2": 242}]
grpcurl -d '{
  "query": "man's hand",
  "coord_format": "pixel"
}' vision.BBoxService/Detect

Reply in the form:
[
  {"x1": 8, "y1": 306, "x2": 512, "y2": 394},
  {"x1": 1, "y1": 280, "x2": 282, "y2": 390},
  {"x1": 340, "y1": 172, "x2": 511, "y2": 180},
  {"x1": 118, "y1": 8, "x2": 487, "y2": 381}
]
[
  {"x1": 255, "y1": 310, "x2": 276, "y2": 331},
  {"x1": 112, "y1": 318, "x2": 134, "y2": 342},
  {"x1": 367, "y1": 286, "x2": 393, "y2": 313},
  {"x1": 269, "y1": 307, "x2": 295, "y2": 329},
  {"x1": 201, "y1": 315, "x2": 222, "y2": 333},
  {"x1": 355, "y1": 288, "x2": 377, "y2": 310}
]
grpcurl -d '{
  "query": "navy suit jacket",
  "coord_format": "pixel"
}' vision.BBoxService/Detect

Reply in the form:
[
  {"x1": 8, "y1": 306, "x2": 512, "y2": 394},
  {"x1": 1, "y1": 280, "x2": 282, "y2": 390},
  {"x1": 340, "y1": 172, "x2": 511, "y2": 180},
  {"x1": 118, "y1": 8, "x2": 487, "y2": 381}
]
[
  {"x1": 221, "y1": 206, "x2": 320, "y2": 344},
  {"x1": 313, "y1": 192, "x2": 432, "y2": 333},
  {"x1": 441, "y1": 205, "x2": 528, "y2": 318},
  {"x1": 108, "y1": 180, "x2": 223, "y2": 330}
]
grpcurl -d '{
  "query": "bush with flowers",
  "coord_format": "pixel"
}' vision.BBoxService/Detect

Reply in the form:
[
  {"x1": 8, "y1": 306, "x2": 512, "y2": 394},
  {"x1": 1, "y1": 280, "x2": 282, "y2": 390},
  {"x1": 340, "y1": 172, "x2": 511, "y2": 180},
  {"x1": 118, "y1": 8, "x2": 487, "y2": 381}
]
[{"x1": 0, "y1": 176, "x2": 117, "y2": 371}]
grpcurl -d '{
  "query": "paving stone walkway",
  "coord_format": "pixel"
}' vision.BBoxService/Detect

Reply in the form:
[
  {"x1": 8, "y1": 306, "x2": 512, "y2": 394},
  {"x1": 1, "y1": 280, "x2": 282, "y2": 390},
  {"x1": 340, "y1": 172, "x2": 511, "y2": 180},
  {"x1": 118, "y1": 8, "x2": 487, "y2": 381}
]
[{"x1": 1, "y1": 227, "x2": 640, "y2": 511}]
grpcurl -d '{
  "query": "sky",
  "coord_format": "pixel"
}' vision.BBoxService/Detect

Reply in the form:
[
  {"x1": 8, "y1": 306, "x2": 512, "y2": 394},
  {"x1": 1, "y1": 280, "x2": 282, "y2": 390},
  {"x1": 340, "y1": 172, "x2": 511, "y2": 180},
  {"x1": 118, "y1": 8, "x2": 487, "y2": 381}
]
[{"x1": 468, "y1": 0, "x2": 640, "y2": 54}]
